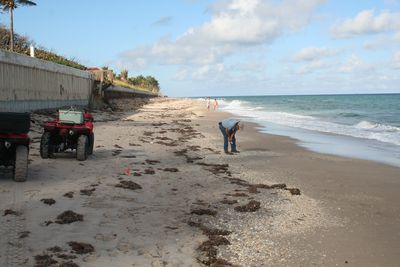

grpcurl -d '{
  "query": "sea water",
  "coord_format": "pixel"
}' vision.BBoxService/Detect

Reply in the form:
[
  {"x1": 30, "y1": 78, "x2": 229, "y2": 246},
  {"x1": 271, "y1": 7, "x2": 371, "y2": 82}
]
[{"x1": 213, "y1": 94, "x2": 400, "y2": 168}]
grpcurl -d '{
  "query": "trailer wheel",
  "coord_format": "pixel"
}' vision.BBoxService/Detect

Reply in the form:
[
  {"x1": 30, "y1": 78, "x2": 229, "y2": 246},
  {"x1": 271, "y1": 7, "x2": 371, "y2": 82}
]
[
  {"x1": 40, "y1": 132, "x2": 53, "y2": 159},
  {"x1": 77, "y1": 135, "x2": 88, "y2": 161},
  {"x1": 14, "y1": 145, "x2": 28, "y2": 182},
  {"x1": 88, "y1": 133, "x2": 94, "y2": 155}
]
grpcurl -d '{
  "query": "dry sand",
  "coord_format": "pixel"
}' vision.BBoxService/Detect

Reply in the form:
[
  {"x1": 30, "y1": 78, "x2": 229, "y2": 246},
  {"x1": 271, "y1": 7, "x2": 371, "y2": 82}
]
[{"x1": 0, "y1": 98, "x2": 399, "y2": 267}]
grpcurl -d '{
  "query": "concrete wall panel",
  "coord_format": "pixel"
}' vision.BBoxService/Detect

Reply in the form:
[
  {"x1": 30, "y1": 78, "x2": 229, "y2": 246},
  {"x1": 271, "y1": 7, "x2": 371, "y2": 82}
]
[{"x1": 0, "y1": 50, "x2": 92, "y2": 111}]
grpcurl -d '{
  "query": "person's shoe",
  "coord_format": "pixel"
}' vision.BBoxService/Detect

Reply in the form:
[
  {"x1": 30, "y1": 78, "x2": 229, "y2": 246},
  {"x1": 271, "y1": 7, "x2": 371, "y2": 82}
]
[
  {"x1": 231, "y1": 150, "x2": 240, "y2": 153},
  {"x1": 224, "y1": 151, "x2": 233, "y2": 155}
]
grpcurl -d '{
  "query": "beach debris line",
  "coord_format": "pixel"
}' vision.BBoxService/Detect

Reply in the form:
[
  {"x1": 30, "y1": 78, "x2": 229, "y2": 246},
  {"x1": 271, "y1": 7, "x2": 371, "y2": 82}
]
[
  {"x1": 227, "y1": 178, "x2": 302, "y2": 195},
  {"x1": 197, "y1": 162, "x2": 231, "y2": 176},
  {"x1": 55, "y1": 210, "x2": 84, "y2": 224},
  {"x1": 188, "y1": 221, "x2": 234, "y2": 266}
]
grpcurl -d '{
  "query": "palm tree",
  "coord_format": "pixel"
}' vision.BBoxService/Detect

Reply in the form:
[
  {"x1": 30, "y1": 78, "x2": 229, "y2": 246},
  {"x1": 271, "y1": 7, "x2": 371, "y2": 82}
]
[{"x1": 0, "y1": 0, "x2": 36, "y2": 51}]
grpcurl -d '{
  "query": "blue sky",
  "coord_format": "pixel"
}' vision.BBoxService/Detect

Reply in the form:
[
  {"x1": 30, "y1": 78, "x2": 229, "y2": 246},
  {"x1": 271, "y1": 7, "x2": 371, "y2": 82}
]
[{"x1": 1, "y1": 0, "x2": 399, "y2": 96}]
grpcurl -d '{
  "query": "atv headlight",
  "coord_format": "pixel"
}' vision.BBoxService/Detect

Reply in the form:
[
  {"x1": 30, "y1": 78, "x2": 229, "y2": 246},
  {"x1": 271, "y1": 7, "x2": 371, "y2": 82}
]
[
  {"x1": 69, "y1": 130, "x2": 74, "y2": 136},
  {"x1": 4, "y1": 141, "x2": 11, "y2": 148}
]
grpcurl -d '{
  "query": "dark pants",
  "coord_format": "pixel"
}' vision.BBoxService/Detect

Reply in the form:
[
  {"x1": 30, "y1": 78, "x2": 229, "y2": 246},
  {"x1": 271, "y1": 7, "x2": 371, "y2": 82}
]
[{"x1": 219, "y1": 123, "x2": 236, "y2": 152}]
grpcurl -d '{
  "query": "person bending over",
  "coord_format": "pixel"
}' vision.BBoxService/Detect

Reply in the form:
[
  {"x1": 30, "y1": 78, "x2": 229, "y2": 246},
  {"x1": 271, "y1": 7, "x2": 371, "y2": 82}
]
[{"x1": 218, "y1": 118, "x2": 242, "y2": 154}]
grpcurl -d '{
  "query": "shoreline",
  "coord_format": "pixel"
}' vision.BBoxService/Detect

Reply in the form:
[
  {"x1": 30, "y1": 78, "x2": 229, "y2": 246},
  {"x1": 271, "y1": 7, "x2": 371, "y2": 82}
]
[
  {"x1": 214, "y1": 95, "x2": 400, "y2": 169},
  {"x1": 254, "y1": 120, "x2": 400, "y2": 168},
  {"x1": 0, "y1": 98, "x2": 399, "y2": 266},
  {"x1": 200, "y1": 104, "x2": 400, "y2": 266}
]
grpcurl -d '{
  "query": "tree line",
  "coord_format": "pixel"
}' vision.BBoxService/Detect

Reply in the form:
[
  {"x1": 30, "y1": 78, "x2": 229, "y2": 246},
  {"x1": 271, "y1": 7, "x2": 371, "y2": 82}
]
[{"x1": 115, "y1": 68, "x2": 160, "y2": 93}]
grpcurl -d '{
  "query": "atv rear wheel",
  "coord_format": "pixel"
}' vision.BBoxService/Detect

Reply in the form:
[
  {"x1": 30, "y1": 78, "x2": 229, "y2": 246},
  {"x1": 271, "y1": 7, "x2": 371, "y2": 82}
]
[
  {"x1": 14, "y1": 145, "x2": 28, "y2": 182},
  {"x1": 88, "y1": 133, "x2": 94, "y2": 155},
  {"x1": 77, "y1": 135, "x2": 88, "y2": 161},
  {"x1": 40, "y1": 132, "x2": 53, "y2": 159}
]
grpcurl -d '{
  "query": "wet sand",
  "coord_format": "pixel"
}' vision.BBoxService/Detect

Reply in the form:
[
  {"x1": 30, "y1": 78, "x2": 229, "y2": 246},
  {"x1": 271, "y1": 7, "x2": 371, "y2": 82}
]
[{"x1": 0, "y1": 98, "x2": 399, "y2": 267}]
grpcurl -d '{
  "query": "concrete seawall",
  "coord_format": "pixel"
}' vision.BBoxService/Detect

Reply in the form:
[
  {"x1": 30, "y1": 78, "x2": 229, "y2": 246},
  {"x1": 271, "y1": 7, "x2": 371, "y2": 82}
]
[{"x1": 0, "y1": 49, "x2": 92, "y2": 112}]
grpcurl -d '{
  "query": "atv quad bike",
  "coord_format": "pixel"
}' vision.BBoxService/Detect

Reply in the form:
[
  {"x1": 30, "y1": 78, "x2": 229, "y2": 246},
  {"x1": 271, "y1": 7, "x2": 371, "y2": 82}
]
[
  {"x1": 40, "y1": 109, "x2": 94, "y2": 161},
  {"x1": 0, "y1": 112, "x2": 30, "y2": 182}
]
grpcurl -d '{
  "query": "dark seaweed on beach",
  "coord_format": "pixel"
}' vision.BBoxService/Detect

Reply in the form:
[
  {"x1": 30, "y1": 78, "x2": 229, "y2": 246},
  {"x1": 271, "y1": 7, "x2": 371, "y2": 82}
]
[
  {"x1": 59, "y1": 262, "x2": 79, "y2": 267},
  {"x1": 18, "y1": 231, "x2": 30, "y2": 239},
  {"x1": 56, "y1": 254, "x2": 77, "y2": 260},
  {"x1": 199, "y1": 235, "x2": 230, "y2": 251},
  {"x1": 34, "y1": 254, "x2": 57, "y2": 267},
  {"x1": 286, "y1": 188, "x2": 301, "y2": 195},
  {"x1": 225, "y1": 192, "x2": 248, "y2": 197},
  {"x1": 63, "y1": 192, "x2": 74, "y2": 198},
  {"x1": 248, "y1": 186, "x2": 260, "y2": 194},
  {"x1": 144, "y1": 168, "x2": 155, "y2": 174},
  {"x1": 191, "y1": 208, "x2": 217, "y2": 216},
  {"x1": 56, "y1": 211, "x2": 83, "y2": 224},
  {"x1": 80, "y1": 188, "x2": 96, "y2": 196},
  {"x1": 115, "y1": 180, "x2": 142, "y2": 190},
  {"x1": 68, "y1": 241, "x2": 94, "y2": 254},
  {"x1": 163, "y1": 168, "x2": 179, "y2": 172},
  {"x1": 47, "y1": 246, "x2": 63, "y2": 253},
  {"x1": 220, "y1": 199, "x2": 238, "y2": 205},
  {"x1": 41, "y1": 198, "x2": 56, "y2": 205},
  {"x1": 3, "y1": 209, "x2": 21, "y2": 216},
  {"x1": 211, "y1": 258, "x2": 238, "y2": 267},
  {"x1": 145, "y1": 159, "x2": 161, "y2": 165},
  {"x1": 234, "y1": 200, "x2": 261, "y2": 212},
  {"x1": 269, "y1": 183, "x2": 287, "y2": 189},
  {"x1": 197, "y1": 162, "x2": 230, "y2": 175}
]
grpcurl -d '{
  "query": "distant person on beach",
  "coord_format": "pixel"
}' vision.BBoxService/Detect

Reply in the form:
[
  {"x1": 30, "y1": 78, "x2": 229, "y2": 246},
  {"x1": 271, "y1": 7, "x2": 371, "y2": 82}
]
[
  {"x1": 213, "y1": 99, "x2": 218, "y2": 110},
  {"x1": 218, "y1": 118, "x2": 242, "y2": 154},
  {"x1": 206, "y1": 97, "x2": 211, "y2": 110}
]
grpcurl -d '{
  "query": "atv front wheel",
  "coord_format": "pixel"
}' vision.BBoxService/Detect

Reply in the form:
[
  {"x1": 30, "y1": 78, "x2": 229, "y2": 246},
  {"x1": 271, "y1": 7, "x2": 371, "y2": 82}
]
[
  {"x1": 77, "y1": 135, "x2": 88, "y2": 161},
  {"x1": 14, "y1": 145, "x2": 28, "y2": 182},
  {"x1": 88, "y1": 133, "x2": 94, "y2": 155},
  {"x1": 40, "y1": 132, "x2": 53, "y2": 159}
]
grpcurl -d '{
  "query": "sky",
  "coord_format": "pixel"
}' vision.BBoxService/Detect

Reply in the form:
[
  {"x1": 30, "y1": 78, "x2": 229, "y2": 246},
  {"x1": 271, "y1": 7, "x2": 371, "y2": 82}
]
[{"x1": 1, "y1": 0, "x2": 400, "y2": 96}]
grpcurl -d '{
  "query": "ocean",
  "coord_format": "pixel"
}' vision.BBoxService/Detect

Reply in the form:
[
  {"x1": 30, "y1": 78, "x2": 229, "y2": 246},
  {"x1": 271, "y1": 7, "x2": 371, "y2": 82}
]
[{"x1": 212, "y1": 94, "x2": 400, "y2": 167}]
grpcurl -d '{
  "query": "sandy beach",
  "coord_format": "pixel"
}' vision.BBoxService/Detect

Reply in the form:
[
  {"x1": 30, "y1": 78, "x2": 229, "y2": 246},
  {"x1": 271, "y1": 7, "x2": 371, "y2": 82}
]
[{"x1": 0, "y1": 98, "x2": 399, "y2": 267}]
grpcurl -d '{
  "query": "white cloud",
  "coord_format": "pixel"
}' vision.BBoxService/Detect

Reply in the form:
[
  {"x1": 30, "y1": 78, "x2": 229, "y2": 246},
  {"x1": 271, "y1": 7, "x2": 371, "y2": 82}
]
[
  {"x1": 297, "y1": 60, "x2": 331, "y2": 74},
  {"x1": 115, "y1": 0, "x2": 324, "y2": 72},
  {"x1": 174, "y1": 69, "x2": 189, "y2": 81},
  {"x1": 395, "y1": 31, "x2": 400, "y2": 41},
  {"x1": 393, "y1": 51, "x2": 400, "y2": 69},
  {"x1": 331, "y1": 10, "x2": 400, "y2": 38},
  {"x1": 191, "y1": 64, "x2": 225, "y2": 80},
  {"x1": 338, "y1": 55, "x2": 374, "y2": 73},
  {"x1": 294, "y1": 47, "x2": 337, "y2": 61}
]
